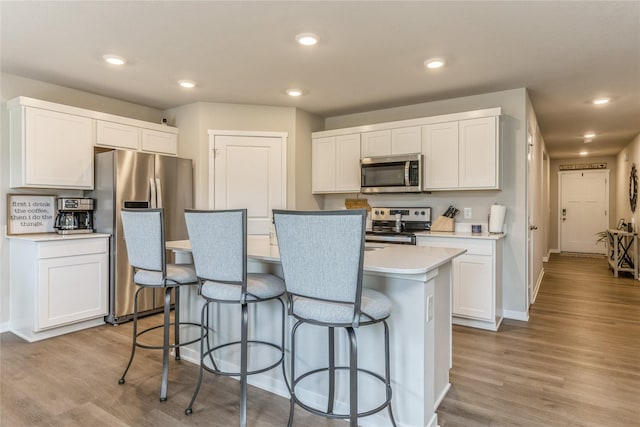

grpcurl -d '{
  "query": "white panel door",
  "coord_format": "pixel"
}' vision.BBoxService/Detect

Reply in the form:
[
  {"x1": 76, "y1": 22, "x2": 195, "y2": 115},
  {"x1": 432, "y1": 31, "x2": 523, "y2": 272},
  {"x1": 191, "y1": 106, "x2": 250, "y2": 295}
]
[
  {"x1": 212, "y1": 133, "x2": 286, "y2": 235},
  {"x1": 453, "y1": 254, "x2": 493, "y2": 320},
  {"x1": 335, "y1": 134, "x2": 361, "y2": 192},
  {"x1": 312, "y1": 136, "x2": 336, "y2": 193},
  {"x1": 560, "y1": 170, "x2": 609, "y2": 253},
  {"x1": 459, "y1": 116, "x2": 497, "y2": 188}
]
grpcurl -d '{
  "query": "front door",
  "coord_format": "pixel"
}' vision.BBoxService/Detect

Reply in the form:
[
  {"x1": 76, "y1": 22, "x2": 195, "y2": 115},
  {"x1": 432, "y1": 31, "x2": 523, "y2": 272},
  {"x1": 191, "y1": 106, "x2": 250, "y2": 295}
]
[
  {"x1": 209, "y1": 131, "x2": 287, "y2": 236},
  {"x1": 559, "y1": 170, "x2": 609, "y2": 253}
]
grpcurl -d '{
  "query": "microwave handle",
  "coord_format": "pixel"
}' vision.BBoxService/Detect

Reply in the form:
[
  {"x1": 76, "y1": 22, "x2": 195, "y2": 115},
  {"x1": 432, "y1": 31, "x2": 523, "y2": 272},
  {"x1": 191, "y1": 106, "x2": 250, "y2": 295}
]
[{"x1": 404, "y1": 161, "x2": 410, "y2": 186}]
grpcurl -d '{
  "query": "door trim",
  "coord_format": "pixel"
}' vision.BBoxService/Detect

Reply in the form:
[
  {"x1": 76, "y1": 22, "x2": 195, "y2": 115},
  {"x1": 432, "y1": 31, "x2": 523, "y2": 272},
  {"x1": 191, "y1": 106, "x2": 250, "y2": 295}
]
[{"x1": 207, "y1": 130, "x2": 288, "y2": 210}]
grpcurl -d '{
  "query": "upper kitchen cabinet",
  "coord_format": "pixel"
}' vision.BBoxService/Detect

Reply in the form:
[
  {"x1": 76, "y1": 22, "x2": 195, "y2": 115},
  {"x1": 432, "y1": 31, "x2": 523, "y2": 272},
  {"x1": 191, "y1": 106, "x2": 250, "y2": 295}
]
[
  {"x1": 361, "y1": 126, "x2": 421, "y2": 157},
  {"x1": 423, "y1": 115, "x2": 500, "y2": 191},
  {"x1": 312, "y1": 134, "x2": 361, "y2": 194},
  {"x1": 9, "y1": 103, "x2": 94, "y2": 189},
  {"x1": 96, "y1": 120, "x2": 140, "y2": 150},
  {"x1": 8, "y1": 96, "x2": 180, "y2": 190}
]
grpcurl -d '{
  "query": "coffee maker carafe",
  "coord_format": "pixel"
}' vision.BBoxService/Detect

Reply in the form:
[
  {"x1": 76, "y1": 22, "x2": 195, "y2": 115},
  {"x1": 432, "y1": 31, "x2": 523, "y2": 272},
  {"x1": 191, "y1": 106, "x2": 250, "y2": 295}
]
[{"x1": 54, "y1": 198, "x2": 95, "y2": 234}]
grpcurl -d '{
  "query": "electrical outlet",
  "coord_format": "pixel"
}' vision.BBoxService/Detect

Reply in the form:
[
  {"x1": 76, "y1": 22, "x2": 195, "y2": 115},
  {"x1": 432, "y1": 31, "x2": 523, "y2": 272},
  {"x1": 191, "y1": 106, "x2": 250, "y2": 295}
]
[{"x1": 464, "y1": 208, "x2": 472, "y2": 219}]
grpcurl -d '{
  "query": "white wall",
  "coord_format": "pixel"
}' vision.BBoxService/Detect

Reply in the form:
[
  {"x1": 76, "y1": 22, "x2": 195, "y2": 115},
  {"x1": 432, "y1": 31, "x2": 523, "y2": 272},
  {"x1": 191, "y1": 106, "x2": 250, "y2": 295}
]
[
  {"x1": 616, "y1": 132, "x2": 640, "y2": 228},
  {"x1": 323, "y1": 88, "x2": 530, "y2": 319},
  {"x1": 0, "y1": 73, "x2": 167, "y2": 328},
  {"x1": 164, "y1": 102, "x2": 323, "y2": 211}
]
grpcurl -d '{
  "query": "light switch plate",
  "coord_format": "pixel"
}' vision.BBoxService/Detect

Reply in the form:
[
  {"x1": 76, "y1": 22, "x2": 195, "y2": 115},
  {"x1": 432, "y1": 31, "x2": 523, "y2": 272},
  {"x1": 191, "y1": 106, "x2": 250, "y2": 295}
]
[{"x1": 464, "y1": 208, "x2": 472, "y2": 219}]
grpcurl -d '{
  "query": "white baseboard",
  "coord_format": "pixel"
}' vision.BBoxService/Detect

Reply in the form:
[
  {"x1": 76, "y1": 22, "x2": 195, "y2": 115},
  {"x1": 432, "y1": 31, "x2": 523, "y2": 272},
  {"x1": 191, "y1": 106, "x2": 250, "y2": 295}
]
[
  {"x1": 531, "y1": 268, "x2": 544, "y2": 304},
  {"x1": 503, "y1": 309, "x2": 529, "y2": 321},
  {"x1": 0, "y1": 322, "x2": 11, "y2": 333}
]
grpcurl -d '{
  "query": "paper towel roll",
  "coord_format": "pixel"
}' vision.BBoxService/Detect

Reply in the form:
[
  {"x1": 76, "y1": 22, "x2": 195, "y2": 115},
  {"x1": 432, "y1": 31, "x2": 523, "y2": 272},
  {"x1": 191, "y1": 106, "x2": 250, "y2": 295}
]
[{"x1": 489, "y1": 204, "x2": 506, "y2": 233}]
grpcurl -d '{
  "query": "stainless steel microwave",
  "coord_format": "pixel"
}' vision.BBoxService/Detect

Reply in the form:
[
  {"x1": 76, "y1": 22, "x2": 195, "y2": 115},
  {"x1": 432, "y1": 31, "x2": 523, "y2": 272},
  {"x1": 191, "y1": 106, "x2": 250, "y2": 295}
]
[{"x1": 360, "y1": 154, "x2": 422, "y2": 193}]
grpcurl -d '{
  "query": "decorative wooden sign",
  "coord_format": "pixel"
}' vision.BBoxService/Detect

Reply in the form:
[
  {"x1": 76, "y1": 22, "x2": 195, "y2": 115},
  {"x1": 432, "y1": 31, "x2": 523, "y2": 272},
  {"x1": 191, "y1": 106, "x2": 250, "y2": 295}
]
[
  {"x1": 559, "y1": 163, "x2": 607, "y2": 171},
  {"x1": 6, "y1": 194, "x2": 56, "y2": 235}
]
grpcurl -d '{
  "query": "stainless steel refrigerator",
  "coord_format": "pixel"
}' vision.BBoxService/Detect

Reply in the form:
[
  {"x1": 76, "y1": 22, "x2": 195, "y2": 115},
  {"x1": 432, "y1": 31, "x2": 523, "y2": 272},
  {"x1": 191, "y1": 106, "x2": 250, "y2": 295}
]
[{"x1": 88, "y1": 150, "x2": 193, "y2": 324}]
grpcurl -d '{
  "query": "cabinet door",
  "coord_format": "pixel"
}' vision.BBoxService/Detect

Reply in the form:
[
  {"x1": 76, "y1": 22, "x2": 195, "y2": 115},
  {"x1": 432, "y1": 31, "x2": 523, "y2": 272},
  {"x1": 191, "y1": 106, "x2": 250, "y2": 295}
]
[
  {"x1": 24, "y1": 107, "x2": 94, "y2": 189},
  {"x1": 452, "y1": 254, "x2": 493, "y2": 320},
  {"x1": 37, "y1": 252, "x2": 108, "y2": 330},
  {"x1": 391, "y1": 126, "x2": 421, "y2": 155},
  {"x1": 142, "y1": 129, "x2": 178, "y2": 155},
  {"x1": 361, "y1": 130, "x2": 391, "y2": 157},
  {"x1": 459, "y1": 116, "x2": 498, "y2": 188},
  {"x1": 422, "y1": 122, "x2": 459, "y2": 190},
  {"x1": 335, "y1": 134, "x2": 362, "y2": 192},
  {"x1": 312, "y1": 137, "x2": 336, "y2": 193},
  {"x1": 96, "y1": 120, "x2": 140, "y2": 150}
]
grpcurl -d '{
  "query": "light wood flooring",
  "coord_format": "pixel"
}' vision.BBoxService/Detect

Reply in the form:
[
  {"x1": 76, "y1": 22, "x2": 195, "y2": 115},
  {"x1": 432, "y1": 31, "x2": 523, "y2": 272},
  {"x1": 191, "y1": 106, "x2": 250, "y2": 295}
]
[{"x1": 1, "y1": 253, "x2": 639, "y2": 426}]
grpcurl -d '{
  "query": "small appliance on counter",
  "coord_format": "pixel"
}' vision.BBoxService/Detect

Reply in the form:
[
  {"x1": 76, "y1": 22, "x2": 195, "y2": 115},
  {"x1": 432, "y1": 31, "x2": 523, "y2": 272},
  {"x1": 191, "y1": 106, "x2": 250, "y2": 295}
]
[{"x1": 54, "y1": 197, "x2": 94, "y2": 234}]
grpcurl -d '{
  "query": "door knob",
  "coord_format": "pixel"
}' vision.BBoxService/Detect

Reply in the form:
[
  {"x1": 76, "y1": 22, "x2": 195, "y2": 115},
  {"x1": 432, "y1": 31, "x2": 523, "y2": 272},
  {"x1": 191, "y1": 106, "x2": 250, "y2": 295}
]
[{"x1": 529, "y1": 225, "x2": 538, "y2": 230}]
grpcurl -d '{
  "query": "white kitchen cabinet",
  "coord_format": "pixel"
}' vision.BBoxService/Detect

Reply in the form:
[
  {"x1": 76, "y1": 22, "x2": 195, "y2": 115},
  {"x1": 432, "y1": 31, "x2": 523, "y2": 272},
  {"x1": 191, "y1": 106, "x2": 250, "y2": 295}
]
[
  {"x1": 423, "y1": 116, "x2": 499, "y2": 190},
  {"x1": 312, "y1": 134, "x2": 361, "y2": 194},
  {"x1": 142, "y1": 128, "x2": 178, "y2": 155},
  {"x1": 96, "y1": 120, "x2": 140, "y2": 150},
  {"x1": 361, "y1": 126, "x2": 421, "y2": 157},
  {"x1": 9, "y1": 234, "x2": 109, "y2": 342},
  {"x1": 423, "y1": 121, "x2": 459, "y2": 189},
  {"x1": 458, "y1": 116, "x2": 498, "y2": 188},
  {"x1": 9, "y1": 106, "x2": 94, "y2": 189},
  {"x1": 416, "y1": 235, "x2": 503, "y2": 331}
]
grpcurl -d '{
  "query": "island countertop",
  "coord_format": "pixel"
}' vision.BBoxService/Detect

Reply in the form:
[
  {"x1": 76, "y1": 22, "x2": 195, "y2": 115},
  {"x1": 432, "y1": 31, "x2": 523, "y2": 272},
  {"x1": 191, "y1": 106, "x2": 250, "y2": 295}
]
[{"x1": 166, "y1": 238, "x2": 465, "y2": 275}]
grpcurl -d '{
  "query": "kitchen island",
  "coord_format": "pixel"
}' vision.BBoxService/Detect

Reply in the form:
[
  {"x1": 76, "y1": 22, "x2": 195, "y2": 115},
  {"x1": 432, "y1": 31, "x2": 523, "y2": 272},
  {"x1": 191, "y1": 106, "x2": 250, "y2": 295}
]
[{"x1": 167, "y1": 238, "x2": 465, "y2": 427}]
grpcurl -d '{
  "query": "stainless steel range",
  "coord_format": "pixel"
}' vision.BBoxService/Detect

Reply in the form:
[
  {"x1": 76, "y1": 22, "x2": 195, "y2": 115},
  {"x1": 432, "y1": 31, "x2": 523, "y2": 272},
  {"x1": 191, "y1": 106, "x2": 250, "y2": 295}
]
[{"x1": 366, "y1": 207, "x2": 432, "y2": 245}]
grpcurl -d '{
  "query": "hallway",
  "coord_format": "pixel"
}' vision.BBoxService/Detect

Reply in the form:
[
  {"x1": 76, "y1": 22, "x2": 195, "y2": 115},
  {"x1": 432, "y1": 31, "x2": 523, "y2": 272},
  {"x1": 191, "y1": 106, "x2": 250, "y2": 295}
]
[{"x1": 438, "y1": 253, "x2": 640, "y2": 426}]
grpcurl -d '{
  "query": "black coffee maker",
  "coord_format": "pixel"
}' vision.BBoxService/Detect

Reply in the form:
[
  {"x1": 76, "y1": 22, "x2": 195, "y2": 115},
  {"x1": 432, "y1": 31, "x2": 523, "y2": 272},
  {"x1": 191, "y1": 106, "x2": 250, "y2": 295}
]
[{"x1": 54, "y1": 198, "x2": 94, "y2": 234}]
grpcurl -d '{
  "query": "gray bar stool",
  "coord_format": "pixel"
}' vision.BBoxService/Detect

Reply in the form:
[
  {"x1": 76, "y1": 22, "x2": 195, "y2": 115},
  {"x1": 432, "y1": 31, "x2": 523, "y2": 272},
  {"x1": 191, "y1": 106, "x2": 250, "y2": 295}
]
[
  {"x1": 183, "y1": 209, "x2": 287, "y2": 427},
  {"x1": 273, "y1": 208, "x2": 396, "y2": 427},
  {"x1": 118, "y1": 208, "x2": 202, "y2": 402}
]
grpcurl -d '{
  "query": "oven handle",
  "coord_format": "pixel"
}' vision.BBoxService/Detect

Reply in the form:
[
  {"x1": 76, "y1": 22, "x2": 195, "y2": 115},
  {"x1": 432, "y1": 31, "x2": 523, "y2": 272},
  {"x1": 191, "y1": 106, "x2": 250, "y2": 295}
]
[{"x1": 366, "y1": 234, "x2": 416, "y2": 245}]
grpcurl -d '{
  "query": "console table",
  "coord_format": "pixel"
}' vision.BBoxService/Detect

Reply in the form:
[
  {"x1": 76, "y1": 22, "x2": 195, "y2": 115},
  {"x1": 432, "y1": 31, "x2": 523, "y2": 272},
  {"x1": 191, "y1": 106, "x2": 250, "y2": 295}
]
[{"x1": 606, "y1": 229, "x2": 638, "y2": 279}]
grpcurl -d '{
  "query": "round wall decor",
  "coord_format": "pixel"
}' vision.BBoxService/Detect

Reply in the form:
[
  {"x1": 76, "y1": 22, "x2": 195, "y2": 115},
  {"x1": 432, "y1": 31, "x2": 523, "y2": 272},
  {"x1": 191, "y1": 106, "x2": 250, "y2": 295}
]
[{"x1": 630, "y1": 163, "x2": 637, "y2": 213}]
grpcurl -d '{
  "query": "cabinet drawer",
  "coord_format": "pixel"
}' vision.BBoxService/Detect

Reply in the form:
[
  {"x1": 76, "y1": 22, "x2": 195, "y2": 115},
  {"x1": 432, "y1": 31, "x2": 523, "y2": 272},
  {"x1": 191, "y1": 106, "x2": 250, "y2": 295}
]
[
  {"x1": 417, "y1": 237, "x2": 494, "y2": 256},
  {"x1": 38, "y1": 238, "x2": 108, "y2": 259}
]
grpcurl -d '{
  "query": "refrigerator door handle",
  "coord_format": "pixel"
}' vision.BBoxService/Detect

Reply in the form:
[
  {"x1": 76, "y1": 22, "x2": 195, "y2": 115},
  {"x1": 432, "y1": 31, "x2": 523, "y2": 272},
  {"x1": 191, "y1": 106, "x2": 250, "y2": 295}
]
[
  {"x1": 149, "y1": 178, "x2": 157, "y2": 208},
  {"x1": 155, "y1": 178, "x2": 163, "y2": 209}
]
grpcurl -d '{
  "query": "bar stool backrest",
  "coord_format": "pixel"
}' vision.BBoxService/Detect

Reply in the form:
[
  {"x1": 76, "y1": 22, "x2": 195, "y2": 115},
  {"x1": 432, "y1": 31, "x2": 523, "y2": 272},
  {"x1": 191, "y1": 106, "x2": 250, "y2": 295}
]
[
  {"x1": 121, "y1": 208, "x2": 166, "y2": 274},
  {"x1": 184, "y1": 209, "x2": 247, "y2": 287},
  {"x1": 273, "y1": 209, "x2": 366, "y2": 320}
]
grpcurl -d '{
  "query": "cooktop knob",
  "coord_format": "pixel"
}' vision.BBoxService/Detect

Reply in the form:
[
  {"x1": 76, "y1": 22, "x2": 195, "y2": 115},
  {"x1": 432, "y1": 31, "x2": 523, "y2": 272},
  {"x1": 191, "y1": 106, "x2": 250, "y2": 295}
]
[
  {"x1": 414, "y1": 211, "x2": 419, "y2": 215},
  {"x1": 421, "y1": 211, "x2": 426, "y2": 215}
]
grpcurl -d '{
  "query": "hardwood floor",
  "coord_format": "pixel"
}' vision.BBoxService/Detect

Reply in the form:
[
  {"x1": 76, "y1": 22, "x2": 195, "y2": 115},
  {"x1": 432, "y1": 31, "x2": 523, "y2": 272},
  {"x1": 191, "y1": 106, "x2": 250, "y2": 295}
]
[{"x1": 1, "y1": 253, "x2": 638, "y2": 426}]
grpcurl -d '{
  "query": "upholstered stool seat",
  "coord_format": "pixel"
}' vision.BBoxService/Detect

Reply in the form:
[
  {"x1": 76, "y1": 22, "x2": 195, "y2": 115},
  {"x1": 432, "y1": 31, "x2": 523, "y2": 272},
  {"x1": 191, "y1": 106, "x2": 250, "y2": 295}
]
[
  {"x1": 274, "y1": 209, "x2": 397, "y2": 427},
  {"x1": 118, "y1": 208, "x2": 202, "y2": 402},
  {"x1": 184, "y1": 209, "x2": 287, "y2": 427}
]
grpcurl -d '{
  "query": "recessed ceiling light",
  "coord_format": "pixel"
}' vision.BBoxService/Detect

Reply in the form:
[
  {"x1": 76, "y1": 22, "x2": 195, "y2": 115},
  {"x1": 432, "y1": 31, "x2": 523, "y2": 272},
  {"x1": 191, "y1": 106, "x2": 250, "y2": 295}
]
[
  {"x1": 424, "y1": 58, "x2": 445, "y2": 69},
  {"x1": 592, "y1": 98, "x2": 610, "y2": 105},
  {"x1": 295, "y1": 33, "x2": 318, "y2": 46},
  {"x1": 583, "y1": 132, "x2": 596, "y2": 139},
  {"x1": 103, "y1": 54, "x2": 126, "y2": 65},
  {"x1": 287, "y1": 89, "x2": 302, "y2": 97},
  {"x1": 178, "y1": 80, "x2": 195, "y2": 89},
  {"x1": 579, "y1": 151, "x2": 589, "y2": 156}
]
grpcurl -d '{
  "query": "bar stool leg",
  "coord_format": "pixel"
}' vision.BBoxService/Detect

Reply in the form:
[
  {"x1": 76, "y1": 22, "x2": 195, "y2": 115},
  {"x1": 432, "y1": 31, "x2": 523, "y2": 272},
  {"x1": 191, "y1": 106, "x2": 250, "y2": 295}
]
[
  {"x1": 119, "y1": 287, "x2": 142, "y2": 385},
  {"x1": 239, "y1": 302, "x2": 249, "y2": 427},
  {"x1": 175, "y1": 286, "x2": 181, "y2": 360},
  {"x1": 160, "y1": 287, "x2": 172, "y2": 402},
  {"x1": 287, "y1": 321, "x2": 302, "y2": 427},
  {"x1": 185, "y1": 301, "x2": 209, "y2": 415},
  {"x1": 384, "y1": 320, "x2": 397, "y2": 427},
  {"x1": 346, "y1": 327, "x2": 357, "y2": 427},
  {"x1": 327, "y1": 327, "x2": 336, "y2": 414}
]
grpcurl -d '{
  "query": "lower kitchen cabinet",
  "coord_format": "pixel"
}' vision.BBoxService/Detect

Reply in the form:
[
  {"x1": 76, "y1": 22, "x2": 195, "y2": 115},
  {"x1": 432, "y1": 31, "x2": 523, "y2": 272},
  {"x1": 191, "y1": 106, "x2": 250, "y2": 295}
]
[
  {"x1": 417, "y1": 234, "x2": 503, "y2": 331},
  {"x1": 9, "y1": 234, "x2": 110, "y2": 342}
]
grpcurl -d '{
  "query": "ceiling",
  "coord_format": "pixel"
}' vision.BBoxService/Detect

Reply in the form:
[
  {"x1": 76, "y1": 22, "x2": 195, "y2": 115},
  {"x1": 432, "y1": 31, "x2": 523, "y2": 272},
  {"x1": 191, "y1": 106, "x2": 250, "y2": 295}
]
[{"x1": 1, "y1": 1, "x2": 639, "y2": 159}]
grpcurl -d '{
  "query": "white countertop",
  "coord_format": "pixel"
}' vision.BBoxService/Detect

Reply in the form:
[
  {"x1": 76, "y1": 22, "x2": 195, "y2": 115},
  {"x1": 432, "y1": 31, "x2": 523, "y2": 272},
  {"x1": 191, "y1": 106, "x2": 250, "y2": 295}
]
[
  {"x1": 416, "y1": 231, "x2": 506, "y2": 240},
  {"x1": 6, "y1": 232, "x2": 111, "y2": 241},
  {"x1": 167, "y1": 237, "x2": 466, "y2": 275}
]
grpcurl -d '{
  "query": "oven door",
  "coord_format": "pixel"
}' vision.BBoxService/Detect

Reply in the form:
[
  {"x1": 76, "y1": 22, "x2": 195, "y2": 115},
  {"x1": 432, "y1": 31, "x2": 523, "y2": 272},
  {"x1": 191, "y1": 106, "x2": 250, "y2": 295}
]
[{"x1": 365, "y1": 232, "x2": 416, "y2": 245}]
